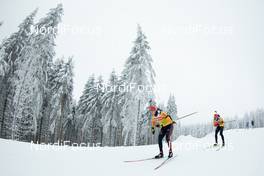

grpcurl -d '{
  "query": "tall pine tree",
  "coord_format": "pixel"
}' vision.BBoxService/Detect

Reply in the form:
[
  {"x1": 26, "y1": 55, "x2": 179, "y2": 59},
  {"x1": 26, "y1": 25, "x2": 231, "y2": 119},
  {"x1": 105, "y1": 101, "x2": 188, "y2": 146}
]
[
  {"x1": 0, "y1": 9, "x2": 37, "y2": 139},
  {"x1": 167, "y1": 94, "x2": 177, "y2": 120},
  {"x1": 166, "y1": 94, "x2": 180, "y2": 140},
  {"x1": 121, "y1": 24, "x2": 155, "y2": 146},
  {"x1": 48, "y1": 57, "x2": 74, "y2": 143},
  {"x1": 12, "y1": 4, "x2": 63, "y2": 141},
  {"x1": 101, "y1": 70, "x2": 122, "y2": 146},
  {"x1": 77, "y1": 75, "x2": 104, "y2": 144}
]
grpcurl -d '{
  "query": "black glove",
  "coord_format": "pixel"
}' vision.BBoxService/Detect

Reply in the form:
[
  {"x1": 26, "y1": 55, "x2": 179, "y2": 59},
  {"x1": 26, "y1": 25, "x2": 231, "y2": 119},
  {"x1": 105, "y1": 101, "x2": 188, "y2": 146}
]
[{"x1": 151, "y1": 127, "x2": 155, "y2": 135}]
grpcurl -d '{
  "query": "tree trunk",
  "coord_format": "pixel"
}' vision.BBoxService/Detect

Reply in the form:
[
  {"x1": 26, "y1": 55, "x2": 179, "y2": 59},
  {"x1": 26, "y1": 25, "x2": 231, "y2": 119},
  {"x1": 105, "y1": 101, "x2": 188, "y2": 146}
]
[
  {"x1": 0, "y1": 91, "x2": 8, "y2": 138},
  {"x1": 109, "y1": 108, "x2": 114, "y2": 146},
  {"x1": 37, "y1": 116, "x2": 44, "y2": 143},
  {"x1": 100, "y1": 126, "x2": 103, "y2": 146},
  {"x1": 134, "y1": 99, "x2": 141, "y2": 146},
  {"x1": 109, "y1": 125, "x2": 112, "y2": 146},
  {"x1": 114, "y1": 127, "x2": 117, "y2": 146},
  {"x1": 0, "y1": 72, "x2": 12, "y2": 138},
  {"x1": 58, "y1": 94, "x2": 66, "y2": 143}
]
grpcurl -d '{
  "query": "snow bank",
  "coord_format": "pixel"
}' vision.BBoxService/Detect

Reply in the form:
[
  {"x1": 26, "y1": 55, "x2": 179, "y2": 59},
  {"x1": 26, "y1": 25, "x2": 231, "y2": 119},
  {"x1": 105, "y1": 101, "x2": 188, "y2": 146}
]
[{"x1": 0, "y1": 128, "x2": 263, "y2": 176}]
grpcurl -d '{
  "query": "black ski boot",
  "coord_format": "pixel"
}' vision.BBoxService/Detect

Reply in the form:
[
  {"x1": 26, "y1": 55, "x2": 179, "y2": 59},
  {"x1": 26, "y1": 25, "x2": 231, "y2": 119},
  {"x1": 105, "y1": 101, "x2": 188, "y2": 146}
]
[
  {"x1": 222, "y1": 143, "x2": 225, "y2": 147},
  {"x1": 213, "y1": 143, "x2": 218, "y2": 147},
  {"x1": 168, "y1": 151, "x2": 173, "y2": 158},
  {"x1": 155, "y1": 152, "x2": 164, "y2": 159}
]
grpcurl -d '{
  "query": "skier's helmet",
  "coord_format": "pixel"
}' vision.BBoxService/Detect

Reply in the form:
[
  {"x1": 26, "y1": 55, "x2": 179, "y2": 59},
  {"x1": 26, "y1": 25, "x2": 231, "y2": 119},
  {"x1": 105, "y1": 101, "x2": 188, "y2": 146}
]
[{"x1": 148, "y1": 105, "x2": 157, "y2": 112}]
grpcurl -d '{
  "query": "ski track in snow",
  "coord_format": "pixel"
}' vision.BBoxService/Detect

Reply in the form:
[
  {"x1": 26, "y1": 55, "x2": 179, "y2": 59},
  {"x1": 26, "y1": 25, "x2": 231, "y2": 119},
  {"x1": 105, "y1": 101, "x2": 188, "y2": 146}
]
[{"x1": 0, "y1": 128, "x2": 263, "y2": 176}]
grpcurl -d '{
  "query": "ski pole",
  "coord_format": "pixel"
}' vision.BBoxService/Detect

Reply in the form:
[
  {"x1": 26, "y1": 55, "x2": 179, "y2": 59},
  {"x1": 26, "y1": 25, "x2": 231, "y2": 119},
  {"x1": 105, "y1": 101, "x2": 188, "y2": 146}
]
[
  {"x1": 175, "y1": 112, "x2": 198, "y2": 121},
  {"x1": 224, "y1": 120, "x2": 236, "y2": 123}
]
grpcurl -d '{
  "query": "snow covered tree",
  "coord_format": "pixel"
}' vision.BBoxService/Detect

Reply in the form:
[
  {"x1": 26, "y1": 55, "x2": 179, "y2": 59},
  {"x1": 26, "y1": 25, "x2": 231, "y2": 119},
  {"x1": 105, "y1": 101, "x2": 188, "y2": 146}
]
[
  {"x1": 158, "y1": 102, "x2": 166, "y2": 112},
  {"x1": 137, "y1": 99, "x2": 157, "y2": 145},
  {"x1": 77, "y1": 75, "x2": 96, "y2": 115},
  {"x1": 166, "y1": 94, "x2": 177, "y2": 120},
  {"x1": 64, "y1": 101, "x2": 77, "y2": 143},
  {"x1": 101, "y1": 70, "x2": 122, "y2": 146},
  {"x1": 77, "y1": 75, "x2": 104, "y2": 144},
  {"x1": 76, "y1": 75, "x2": 94, "y2": 143},
  {"x1": 120, "y1": 24, "x2": 155, "y2": 146},
  {"x1": 0, "y1": 9, "x2": 37, "y2": 139},
  {"x1": 166, "y1": 94, "x2": 179, "y2": 140},
  {"x1": 0, "y1": 9, "x2": 37, "y2": 73},
  {"x1": 12, "y1": 4, "x2": 63, "y2": 142},
  {"x1": 90, "y1": 76, "x2": 104, "y2": 145},
  {"x1": 48, "y1": 57, "x2": 74, "y2": 143}
]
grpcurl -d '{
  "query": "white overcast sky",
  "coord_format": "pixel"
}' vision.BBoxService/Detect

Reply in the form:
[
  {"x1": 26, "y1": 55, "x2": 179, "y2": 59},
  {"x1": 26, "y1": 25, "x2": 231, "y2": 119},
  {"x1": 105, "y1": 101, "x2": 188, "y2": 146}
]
[{"x1": 1, "y1": 0, "x2": 263, "y2": 124}]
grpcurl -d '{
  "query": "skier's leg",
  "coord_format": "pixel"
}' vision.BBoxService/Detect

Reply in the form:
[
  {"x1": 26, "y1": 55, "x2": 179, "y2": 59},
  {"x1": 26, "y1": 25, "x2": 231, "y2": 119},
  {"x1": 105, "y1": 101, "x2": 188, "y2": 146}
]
[
  {"x1": 165, "y1": 124, "x2": 174, "y2": 158},
  {"x1": 220, "y1": 127, "x2": 225, "y2": 146},
  {"x1": 215, "y1": 126, "x2": 220, "y2": 144},
  {"x1": 155, "y1": 129, "x2": 166, "y2": 158},
  {"x1": 158, "y1": 129, "x2": 166, "y2": 154},
  {"x1": 165, "y1": 124, "x2": 174, "y2": 152}
]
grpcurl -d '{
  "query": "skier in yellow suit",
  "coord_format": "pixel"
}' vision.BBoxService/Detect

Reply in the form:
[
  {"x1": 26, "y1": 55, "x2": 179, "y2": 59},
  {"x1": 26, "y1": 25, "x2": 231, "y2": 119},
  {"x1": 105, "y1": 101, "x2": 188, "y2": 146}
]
[
  {"x1": 149, "y1": 105, "x2": 175, "y2": 158},
  {"x1": 213, "y1": 111, "x2": 225, "y2": 147}
]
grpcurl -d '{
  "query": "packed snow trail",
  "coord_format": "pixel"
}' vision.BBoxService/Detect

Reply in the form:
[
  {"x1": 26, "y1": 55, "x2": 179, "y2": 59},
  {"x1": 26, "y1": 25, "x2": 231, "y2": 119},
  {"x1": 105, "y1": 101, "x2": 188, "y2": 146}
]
[{"x1": 0, "y1": 128, "x2": 263, "y2": 176}]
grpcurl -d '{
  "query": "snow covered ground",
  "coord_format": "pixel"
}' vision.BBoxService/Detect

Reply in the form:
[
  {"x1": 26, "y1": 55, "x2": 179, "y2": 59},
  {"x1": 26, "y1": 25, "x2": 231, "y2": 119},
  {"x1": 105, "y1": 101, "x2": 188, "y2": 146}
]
[{"x1": 0, "y1": 128, "x2": 263, "y2": 176}]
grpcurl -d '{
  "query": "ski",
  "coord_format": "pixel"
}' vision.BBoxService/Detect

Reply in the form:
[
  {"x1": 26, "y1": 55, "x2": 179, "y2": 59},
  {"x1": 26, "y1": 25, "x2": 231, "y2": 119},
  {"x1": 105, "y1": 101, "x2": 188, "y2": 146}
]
[
  {"x1": 124, "y1": 157, "x2": 156, "y2": 163},
  {"x1": 216, "y1": 146, "x2": 225, "y2": 151},
  {"x1": 215, "y1": 147, "x2": 221, "y2": 151},
  {"x1": 205, "y1": 144, "x2": 220, "y2": 150},
  {"x1": 154, "y1": 156, "x2": 176, "y2": 170}
]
